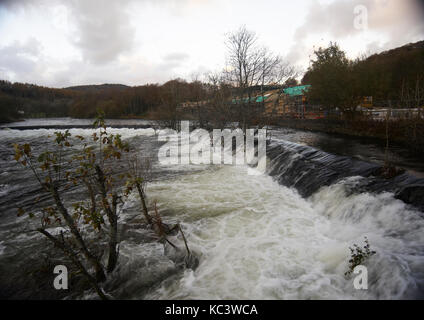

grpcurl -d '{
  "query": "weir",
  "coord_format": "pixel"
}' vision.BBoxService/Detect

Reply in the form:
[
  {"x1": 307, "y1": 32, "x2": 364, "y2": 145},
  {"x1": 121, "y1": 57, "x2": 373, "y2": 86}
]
[
  {"x1": 1, "y1": 125, "x2": 424, "y2": 299},
  {"x1": 266, "y1": 140, "x2": 424, "y2": 212}
]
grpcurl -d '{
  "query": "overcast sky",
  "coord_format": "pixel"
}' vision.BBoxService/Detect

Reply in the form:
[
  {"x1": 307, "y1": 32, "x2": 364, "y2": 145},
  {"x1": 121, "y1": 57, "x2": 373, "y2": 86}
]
[{"x1": 0, "y1": 0, "x2": 423, "y2": 88}]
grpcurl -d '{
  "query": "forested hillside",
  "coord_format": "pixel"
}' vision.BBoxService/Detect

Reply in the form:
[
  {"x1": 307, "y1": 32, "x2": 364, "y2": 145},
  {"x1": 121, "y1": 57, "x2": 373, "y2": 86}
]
[
  {"x1": 0, "y1": 79, "x2": 207, "y2": 122},
  {"x1": 302, "y1": 40, "x2": 424, "y2": 111}
]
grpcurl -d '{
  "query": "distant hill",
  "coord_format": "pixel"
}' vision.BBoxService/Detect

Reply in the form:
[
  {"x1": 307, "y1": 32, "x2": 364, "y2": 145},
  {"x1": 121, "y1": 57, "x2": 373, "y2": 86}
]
[
  {"x1": 366, "y1": 40, "x2": 424, "y2": 63},
  {"x1": 361, "y1": 40, "x2": 424, "y2": 103},
  {"x1": 65, "y1": 84, "x2": 131, "y2": 92}
]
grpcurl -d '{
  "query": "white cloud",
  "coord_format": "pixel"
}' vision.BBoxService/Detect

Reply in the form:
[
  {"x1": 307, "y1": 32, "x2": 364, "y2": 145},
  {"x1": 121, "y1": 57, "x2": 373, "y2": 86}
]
[
  {"x1": 287, "y1": 0, "x2": 424, "y2": 66},
  {"x1": 0, "y1": 0, "x2": 422, "y2": 87},
  {"x1": 0, "y1": 38, "x2": 42, "y2": 79},
  {"x1": 66, "y1": 0, "x2": 136, "y2": 64}
]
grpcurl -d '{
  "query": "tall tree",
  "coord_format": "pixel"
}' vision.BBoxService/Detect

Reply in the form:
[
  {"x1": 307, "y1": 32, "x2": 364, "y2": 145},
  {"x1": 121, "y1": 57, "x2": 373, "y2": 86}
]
[
  {"x1": 225, "y1": 26, "x2": 294, "y2": 128},
  {"x1": 303, "y1": 42, "x2": 360, "y2": 118}
]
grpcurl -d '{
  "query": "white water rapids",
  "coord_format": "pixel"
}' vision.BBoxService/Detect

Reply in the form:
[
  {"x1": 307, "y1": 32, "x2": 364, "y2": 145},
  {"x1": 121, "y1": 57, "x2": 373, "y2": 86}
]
[
  {"x1": 1, "y1": 127, "x2": 424, "y2": 299},
  {"x1": 136, "y1": 165, "x2": 423, "y2": 300}
]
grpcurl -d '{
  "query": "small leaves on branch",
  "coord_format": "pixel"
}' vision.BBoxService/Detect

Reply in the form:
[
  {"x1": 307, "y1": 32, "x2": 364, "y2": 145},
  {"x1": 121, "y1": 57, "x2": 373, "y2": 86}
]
[
  {"x1": 345, "y1": 236, "x2": 376, "y2": 277},
  {"x1": 12, "y1": 111, "x2": 194, "y2": 298}
]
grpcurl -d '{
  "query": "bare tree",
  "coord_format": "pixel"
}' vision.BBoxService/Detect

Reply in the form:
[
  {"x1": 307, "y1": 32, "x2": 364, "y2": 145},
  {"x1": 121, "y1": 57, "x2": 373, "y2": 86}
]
[
  {"x1": 156, "y1": 79, "x2": 184, "y2": 130},
  {"x1": 225, "y1": 26, "x2": 297, "y2": 129},
  {"x1": 190, "y1": 73, "x2": 209, "y2": 128},
  {"x1": 204, "y1": 71, "x2": 234, "y2": 130},
  {"x1": 13, "y1": 113, "x2": 132, "y2": 299}
]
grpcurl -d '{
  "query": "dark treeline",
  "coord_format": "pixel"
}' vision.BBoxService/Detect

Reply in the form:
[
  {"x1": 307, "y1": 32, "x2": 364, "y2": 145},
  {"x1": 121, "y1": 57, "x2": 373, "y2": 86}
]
[
  {"x1": 0, "y1": 81, "x2": 76, "y2": 121},
  {"x1": 0, "y1": 78, "x2": 211, "y2": 122},
  {"x1": 293, "y1": 41, "x2": 424, "y2": 154}
]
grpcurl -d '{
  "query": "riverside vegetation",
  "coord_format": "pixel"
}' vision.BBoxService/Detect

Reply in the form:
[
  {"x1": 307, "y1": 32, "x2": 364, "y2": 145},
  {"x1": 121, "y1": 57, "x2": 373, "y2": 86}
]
[{"x1": 13, "y1": 112, "x2": 193, "y2": 299}]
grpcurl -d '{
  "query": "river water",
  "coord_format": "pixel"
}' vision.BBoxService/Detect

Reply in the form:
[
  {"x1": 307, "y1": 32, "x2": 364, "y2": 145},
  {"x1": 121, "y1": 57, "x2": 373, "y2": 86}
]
[{"x1": 0, "y1": 118, "x2": 423, "y2": 299}]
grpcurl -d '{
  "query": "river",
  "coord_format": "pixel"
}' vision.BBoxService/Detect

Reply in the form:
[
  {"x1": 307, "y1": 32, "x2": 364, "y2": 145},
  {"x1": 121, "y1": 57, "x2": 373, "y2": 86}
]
[{"x1": 0, "y1": 118, "x2": 423, "y2": 299}]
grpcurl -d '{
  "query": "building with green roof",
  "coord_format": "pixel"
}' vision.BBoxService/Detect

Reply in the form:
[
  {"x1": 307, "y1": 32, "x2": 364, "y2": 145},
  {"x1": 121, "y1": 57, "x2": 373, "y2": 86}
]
[{"x1": 283, "y1": 85, "x2": 311, "y2": 97}]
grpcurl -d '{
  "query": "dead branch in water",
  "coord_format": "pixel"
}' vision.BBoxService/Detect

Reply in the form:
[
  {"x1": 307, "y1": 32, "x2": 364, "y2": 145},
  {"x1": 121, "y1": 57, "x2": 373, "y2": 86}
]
[
  {"x1": 153, "y1": 201, "x2": 165, "y2": 237},
  {"x1": 150, "y1": 201, "x2": 192, "y2": 260}
]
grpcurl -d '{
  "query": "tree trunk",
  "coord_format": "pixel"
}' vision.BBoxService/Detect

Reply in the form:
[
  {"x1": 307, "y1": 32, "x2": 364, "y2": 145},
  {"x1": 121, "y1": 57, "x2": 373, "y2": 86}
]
[
  {"x1": 136, "y1": 182, "x2": 152, "y2": 225},
  {"x1": 38, "y1": 228, "x2": 108, "y2": 300},
  {"x1": 106, "y1": 194, "x2": 118, "y2": 273},
  {"x1": 50, "y1": 184, "x2": 106, "y2": 282},
  {"x1": 95, "y1": 165, "x2": 119, "y2": 274}
]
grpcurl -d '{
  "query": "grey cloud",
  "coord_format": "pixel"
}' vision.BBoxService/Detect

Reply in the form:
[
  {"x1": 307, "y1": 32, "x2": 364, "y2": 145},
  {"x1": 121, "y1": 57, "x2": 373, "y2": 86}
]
[
  {"x1": 295, "y1": 0, "x2": 424, "y2": 40},
  {"x1": 294, "y1": 1, "x2": 357, "y2": 40},
  {"x1": 0, "y1": 0, "x2": 212, "y2": 86},
  {"x1": 0, "y1": 38, "x2": 42, "y2": 76},
  {"x1": 66, "y1": 0, "x2": 136, "y2": 64},
  {"x1": 63, "y1": 0, "x2": 197, "y2": 65},
  {"x1": 0, "y1": 0, "x2": 137, "y2": 64},
  {"x1": 0, "y1": 0, "x2": 30, "y2": 9},
  {"x1": 163, "y1": 52, "x2": 190, "y2": 62},
  {"x1": 49, "y1": 58, "x2": 184, "y2": 87},
  {"x1": 288, "y1": 0, "x2": 424, "y2": 65},
  {"x1": 0, "y1": 0, "x2": 55, "y2": 11}
]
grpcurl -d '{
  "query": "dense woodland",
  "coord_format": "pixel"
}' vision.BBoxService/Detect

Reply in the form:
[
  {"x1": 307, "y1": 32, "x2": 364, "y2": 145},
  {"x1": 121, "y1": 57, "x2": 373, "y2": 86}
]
[
  {"x1": 1, "y1": 39, "x2": 423, "y2": 124},
  {"x1": 0, "y1": 79, "x2": 209, "y2": 122},
  {"x1": 303, "y1": 41, "x2": 424, "y2": 115}
]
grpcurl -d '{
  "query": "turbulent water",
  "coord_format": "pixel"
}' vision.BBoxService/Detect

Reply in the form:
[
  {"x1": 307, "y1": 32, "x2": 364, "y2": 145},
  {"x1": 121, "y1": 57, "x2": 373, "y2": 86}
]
[{"x1": 0, "y1": 119, "x2": 423, "y2": 300}]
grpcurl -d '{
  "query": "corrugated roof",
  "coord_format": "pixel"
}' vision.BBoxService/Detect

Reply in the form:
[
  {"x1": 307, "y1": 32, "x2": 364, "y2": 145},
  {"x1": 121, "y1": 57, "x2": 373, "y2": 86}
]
[
  {"x1": 255, "y1": 94, "x2": 272, "y2": 103},
  {"x1": 232, "y1": 93, "x2": 273, "y2": 104},
  {"x1": 283, "y1": 85, "x2": 311, "y2": 96}
]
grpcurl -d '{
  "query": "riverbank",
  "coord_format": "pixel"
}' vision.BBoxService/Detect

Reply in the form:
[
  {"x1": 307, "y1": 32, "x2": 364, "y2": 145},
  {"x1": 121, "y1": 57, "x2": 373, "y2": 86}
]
[
  {"x1": 0, "y1": 117, "x2": 22, "y2": 125},
  {"x1": 270, "y1": 118, "x2": 424, "y2": 157}
]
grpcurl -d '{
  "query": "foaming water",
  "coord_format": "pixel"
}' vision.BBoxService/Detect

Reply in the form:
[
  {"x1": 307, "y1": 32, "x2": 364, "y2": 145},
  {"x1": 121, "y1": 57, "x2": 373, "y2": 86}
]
[
  {"x1": 1, "y1": 125, "x2": 424, "y2": 299},
  {"x1": 0, "y1": 127, "x2": 156, "y2": 141},
  {"x1": 140, "y1": 166, "x2": 424, "y2": 300}
]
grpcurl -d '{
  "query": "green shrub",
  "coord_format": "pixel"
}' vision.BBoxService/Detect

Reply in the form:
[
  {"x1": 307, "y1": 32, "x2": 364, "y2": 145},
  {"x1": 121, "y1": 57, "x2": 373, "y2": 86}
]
[{"x1": 345, "y1": 237, "x2": 376, "y2": 277}]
